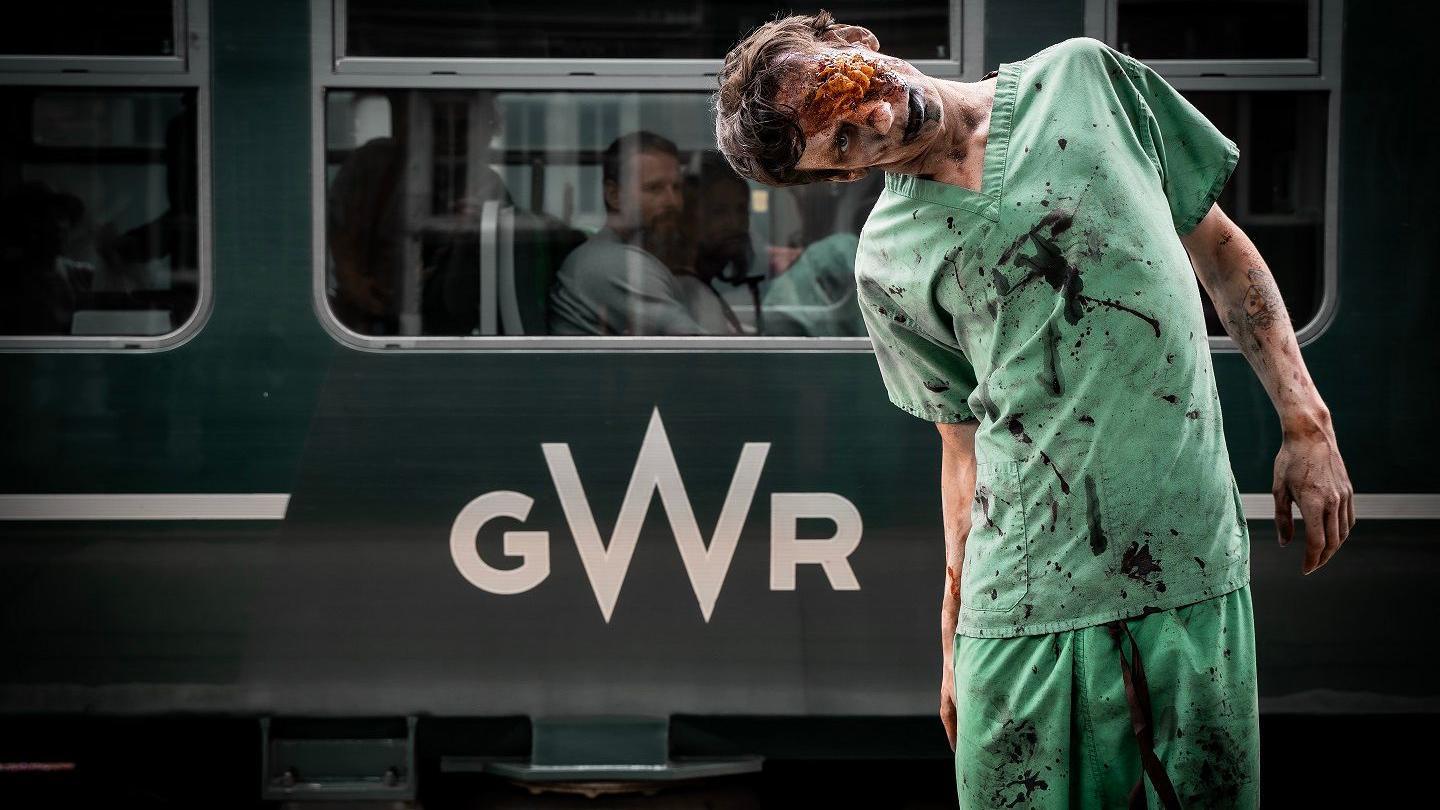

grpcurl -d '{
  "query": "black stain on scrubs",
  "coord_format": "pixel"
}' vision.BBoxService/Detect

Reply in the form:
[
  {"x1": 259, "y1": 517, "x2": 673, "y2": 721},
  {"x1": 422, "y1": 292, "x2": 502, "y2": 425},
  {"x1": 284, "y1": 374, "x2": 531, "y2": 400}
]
[
  {"x1": 1007, "y1": 415, "x2": 1033, "y2": 444},
  {"x1": 985, "y1": 718, "x2": 1050, "y2": 807},
  {"x1": 1085, "y1": 474, "x2": 1108, "y2": 556},
  {"x1": 991, "y1": 267, "x2": 1013, "y2": 296},
  {"x1": 998, "y1": 209, "x2": 1074, "y2": 266},
  {"x1": 995, "y1": 209, "x2": 1163, "y2": 338},
  {"x1": 1039, "y1": 320, "x2": 1063, "y2": 395},
  {"x1": 1040, "y1": 450, "x2": 1070, "y2": 495},
  {"x1": 1183, "y1": 726, "x2": 1248, "y2": 807},
  {"x1": 1120, "y1": 541, "x2": 1163, "y2": 586},
  {"x1": 976, "y1": 484, "x2": 1004, "y2": 535}
]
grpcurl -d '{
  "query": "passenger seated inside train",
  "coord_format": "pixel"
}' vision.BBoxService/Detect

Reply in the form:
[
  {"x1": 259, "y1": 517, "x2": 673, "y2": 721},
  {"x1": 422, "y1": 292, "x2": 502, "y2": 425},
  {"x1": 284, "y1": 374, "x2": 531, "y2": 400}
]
[
  {"x1": 98, "y1": 96, "x2": 199, "y2": 288},
  {"x1": 548, "y1": 131, "x2": 741, "y2": 336},
  {"x1": 326, "y1": 135, "x2": 406, "y2": 336},
  {"x1": 327, "y1": 91, "x2": 514, "y2": 336},
  {"x1": 2, "y1": 91, "x2": 199, "y2": 337},
  {"x1": 760, "y1": 175, "x2": 880, "y2": 337},
  {"x1": 0, "y1": 182, "x2": 90, "y2": 336},
  {"x1": 674, "y1": 151, "x2": 753, "y2": 332}
]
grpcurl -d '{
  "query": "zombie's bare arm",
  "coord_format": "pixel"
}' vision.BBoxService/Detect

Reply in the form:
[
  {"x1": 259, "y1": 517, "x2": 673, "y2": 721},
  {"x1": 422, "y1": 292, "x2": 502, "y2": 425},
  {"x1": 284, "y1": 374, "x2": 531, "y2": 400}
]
[
  {"x1": 936, "y1": 420, "x2": 978, "y2": 749},
  {"x1": 1179, "y1": 202, "x2": 1355, "y2": 575}
]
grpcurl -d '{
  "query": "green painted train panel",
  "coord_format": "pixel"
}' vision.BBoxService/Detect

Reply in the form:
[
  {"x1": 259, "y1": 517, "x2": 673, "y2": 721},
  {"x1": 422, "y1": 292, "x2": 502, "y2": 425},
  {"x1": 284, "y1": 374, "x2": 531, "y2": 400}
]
[
  {"x1": 2, "y1": 0, "x2": 1433, "y2": 496},
  {"x1": 0, "y1": 0, "x2": 1436, "y2": 718}
]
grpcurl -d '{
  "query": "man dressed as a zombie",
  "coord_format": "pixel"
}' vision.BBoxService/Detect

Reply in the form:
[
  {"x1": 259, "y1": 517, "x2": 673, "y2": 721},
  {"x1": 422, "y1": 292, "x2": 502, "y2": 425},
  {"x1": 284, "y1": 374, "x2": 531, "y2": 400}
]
[{"x1": 715, "y1": 12, "x2": 1354, "y2": 808}]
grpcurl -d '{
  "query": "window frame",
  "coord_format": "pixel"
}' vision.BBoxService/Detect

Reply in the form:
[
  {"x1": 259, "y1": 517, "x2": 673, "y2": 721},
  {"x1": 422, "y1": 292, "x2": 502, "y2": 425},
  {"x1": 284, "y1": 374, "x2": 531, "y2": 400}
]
[
  {"x1": 311, "y1": 0, "x2": 985, "y2": 351},
  {"x1": 1091, "y1": 0, "x2": 1322, "y2": 76},
  {"x1": 331, "y1": 0, "x2": 976, "y2": 80},
  {"x1": 0, "y1": 0, "x2": 213, "y2": 352},
  {"x1": 0, "y1": 0, "x2": 191, "y2": 74},
  {"x1": 1084, "y1": 0, "x2": 1343, "y2": 351}
]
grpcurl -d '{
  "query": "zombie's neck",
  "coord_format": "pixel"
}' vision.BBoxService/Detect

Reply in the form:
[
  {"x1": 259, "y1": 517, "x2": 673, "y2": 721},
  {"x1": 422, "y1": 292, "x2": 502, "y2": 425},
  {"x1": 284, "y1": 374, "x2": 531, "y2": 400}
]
[{"x1": 891, "y1": 75, "x2": 996, "y2": 184}]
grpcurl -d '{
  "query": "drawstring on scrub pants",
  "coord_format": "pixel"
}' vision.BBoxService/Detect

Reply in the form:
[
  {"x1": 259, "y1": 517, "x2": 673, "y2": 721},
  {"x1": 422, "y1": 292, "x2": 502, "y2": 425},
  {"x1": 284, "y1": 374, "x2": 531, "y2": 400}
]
[{"x1": 1104, "y1": 618, "x2": 1182, "y2": 810}]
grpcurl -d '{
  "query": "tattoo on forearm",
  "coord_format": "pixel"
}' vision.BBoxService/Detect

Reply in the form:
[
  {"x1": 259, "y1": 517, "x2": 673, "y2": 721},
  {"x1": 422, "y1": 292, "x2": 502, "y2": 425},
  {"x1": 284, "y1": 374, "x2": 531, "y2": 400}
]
[
  {"x1": 1241, "y1": 268, "x2": 1284, "y2": 332},
  {"x1": 1224, "y1": 267, "x2": 1288, "y2": 361},
  {"x1": 1208, "y1": 237, "x2": 1318, "y2": 417}
]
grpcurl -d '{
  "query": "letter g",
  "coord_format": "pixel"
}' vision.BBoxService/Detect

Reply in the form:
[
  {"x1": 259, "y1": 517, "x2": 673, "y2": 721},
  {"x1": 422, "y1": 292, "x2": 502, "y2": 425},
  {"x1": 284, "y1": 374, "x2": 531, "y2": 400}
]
[{"x1": 450, "y1": 491, "x2": 550, "y2": 594}]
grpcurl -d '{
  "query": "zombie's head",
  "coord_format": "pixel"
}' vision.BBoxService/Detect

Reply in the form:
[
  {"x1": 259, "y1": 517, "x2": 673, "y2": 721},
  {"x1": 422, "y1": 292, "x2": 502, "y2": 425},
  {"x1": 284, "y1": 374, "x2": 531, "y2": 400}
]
[{"x1": 714, "y1": 10, "x2": 942, "y2": 187}]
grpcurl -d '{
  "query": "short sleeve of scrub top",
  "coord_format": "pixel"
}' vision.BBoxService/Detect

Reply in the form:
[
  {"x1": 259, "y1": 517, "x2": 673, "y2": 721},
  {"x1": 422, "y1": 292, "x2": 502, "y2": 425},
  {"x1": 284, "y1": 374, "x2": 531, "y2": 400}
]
[
  {"x1": 858, "y1": 294, "x2": 980, "y2": 423},
  {"x1": 1114, "y1": 50, "x2": 1240, "y2": 235}
]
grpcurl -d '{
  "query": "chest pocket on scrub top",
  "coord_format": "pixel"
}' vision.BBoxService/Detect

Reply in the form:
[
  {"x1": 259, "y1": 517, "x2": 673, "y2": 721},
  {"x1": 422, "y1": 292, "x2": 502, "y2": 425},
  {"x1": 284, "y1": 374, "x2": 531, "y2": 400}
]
[{"x1": 964, "y1": 459, "x2": 1030, "y2": 612}]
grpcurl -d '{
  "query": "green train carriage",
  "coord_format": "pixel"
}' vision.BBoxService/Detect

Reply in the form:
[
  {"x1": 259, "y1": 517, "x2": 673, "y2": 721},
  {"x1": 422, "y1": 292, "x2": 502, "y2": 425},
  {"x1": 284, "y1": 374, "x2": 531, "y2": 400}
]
[{"x1": 1, "y1": 0, "x2": 1435, "y2": 803}]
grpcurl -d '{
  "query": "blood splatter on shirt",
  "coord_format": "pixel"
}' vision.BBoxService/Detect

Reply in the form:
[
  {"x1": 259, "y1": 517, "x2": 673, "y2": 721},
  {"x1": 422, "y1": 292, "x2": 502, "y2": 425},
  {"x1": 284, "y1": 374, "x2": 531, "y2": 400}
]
[{"x1": 856, "y1": 38, "x2": 1248, "y2": 638}]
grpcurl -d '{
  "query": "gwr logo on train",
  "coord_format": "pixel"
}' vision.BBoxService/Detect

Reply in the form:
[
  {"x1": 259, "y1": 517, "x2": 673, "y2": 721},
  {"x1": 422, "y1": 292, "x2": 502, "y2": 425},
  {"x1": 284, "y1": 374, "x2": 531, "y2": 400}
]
[{"x1": 449, "y1": 408, "x2": 862, "y2": 622}]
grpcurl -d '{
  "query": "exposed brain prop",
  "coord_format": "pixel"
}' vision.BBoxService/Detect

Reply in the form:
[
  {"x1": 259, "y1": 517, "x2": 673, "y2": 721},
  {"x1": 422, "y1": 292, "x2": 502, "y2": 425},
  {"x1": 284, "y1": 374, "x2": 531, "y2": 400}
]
[{"x1": 807, "y1": 53, "x2": 888, "y2": 122}]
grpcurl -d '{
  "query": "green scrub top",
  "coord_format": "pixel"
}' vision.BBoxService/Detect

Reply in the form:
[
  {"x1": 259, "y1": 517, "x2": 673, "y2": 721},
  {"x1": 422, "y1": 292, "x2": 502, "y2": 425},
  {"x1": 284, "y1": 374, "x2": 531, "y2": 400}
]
[{"x1": 855, "y1": 37, "x2": 1249, "y2": 638}]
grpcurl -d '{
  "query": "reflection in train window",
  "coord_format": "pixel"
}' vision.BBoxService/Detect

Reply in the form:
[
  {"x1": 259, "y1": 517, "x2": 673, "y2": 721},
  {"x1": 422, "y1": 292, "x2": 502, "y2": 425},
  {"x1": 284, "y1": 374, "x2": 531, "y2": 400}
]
[
  {"x1": 323, "y1": 90, "x2": 882, "y2": 338},
  {"x1": 0, "y1": 89, "x2": 198, "y2": 337},
  {"x1": 343, "y1": 0, "x2": 951, "y2": 61},
  {"x1": 1184, "y1": 90, "x2": 1328, "y2": 336},
  {"x1": 1115, "y1": 0, "x2": 1310, "y2": 61},
  {"x1": 0, "y1": 0, "x2": 177, "y2": 58}
]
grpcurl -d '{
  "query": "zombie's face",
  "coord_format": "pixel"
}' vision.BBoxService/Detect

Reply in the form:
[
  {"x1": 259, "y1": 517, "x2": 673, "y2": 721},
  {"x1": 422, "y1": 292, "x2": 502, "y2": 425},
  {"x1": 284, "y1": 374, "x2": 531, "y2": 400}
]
[{"x1": 774, "y1": 45, "x2": 942, "y2": 181}]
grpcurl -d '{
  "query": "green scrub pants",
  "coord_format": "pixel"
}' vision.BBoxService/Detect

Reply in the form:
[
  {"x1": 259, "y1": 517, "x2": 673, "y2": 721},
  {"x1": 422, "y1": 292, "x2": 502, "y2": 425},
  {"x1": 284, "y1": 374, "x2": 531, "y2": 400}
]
[{"x1": 952, "y1": 585, "x2": 1259, "y2": 808}]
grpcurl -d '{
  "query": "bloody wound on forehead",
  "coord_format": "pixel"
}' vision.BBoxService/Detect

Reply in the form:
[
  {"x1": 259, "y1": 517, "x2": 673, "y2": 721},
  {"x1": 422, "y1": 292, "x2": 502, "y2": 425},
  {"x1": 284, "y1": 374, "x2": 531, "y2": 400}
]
[{"x1": 808, "y1": 53, "x2": 886, "y2": 121}]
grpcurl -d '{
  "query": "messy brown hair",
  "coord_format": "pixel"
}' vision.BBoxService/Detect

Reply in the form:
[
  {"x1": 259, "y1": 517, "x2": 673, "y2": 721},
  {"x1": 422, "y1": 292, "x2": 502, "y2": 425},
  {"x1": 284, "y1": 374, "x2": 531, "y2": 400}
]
[{"x1": 714, "y1": 10, "x2": 851, "y2": 187}]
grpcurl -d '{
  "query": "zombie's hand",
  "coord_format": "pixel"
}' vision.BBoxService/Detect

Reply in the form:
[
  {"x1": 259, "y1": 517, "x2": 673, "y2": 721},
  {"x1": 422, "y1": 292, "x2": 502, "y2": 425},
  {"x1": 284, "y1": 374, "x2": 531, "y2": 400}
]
[
  {"x1": 940, "y1": 661, "x2": 958, "y2": 751},
  {"x1": 1272, "y1": 412, "x2": 1354, "y2": 575}
]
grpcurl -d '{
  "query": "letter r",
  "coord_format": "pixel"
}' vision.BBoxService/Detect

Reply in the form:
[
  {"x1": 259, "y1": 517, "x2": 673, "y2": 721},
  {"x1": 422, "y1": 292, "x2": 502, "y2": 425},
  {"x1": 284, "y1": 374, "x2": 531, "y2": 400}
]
[{"x1": 769, "y1": 492, "x2": 863, "y2": 591}]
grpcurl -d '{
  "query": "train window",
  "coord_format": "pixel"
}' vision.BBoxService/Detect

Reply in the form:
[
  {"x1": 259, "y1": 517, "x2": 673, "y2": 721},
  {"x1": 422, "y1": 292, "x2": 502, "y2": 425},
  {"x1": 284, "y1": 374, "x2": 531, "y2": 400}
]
[
  {"x1": 323, "y1": 90, "x2": 883, "y2": 339},
  {"x1": 1182, "y1": 90, "x2": 1329, "y2": 337},
  {"x1": 0, "y1": 0, "x2": 207, "y2": 348},
  {"x1": 0, "y1": 88, "x2": 199, "y2": 338},
  {"x1": 1089, "y1": 0, "x2": 1321, "y2": 76},
  {"x1": 1089, "y1": 0, "x2": 1339, "y2": 346},
  {"x1": 0, "y1": 1, "x2": 177, "y2": 59},
  {"x1": 1116, "y1": 1, "x2": 1309, "y2": 61},
  {"x1": 341, "y1": 1, "x2": 952, "y2": 62}
]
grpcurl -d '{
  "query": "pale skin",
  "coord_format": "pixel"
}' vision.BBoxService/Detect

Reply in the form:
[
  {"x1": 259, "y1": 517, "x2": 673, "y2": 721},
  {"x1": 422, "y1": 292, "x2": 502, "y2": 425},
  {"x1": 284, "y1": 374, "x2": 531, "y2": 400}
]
[
  {"x1": 936, "y1": 419, "x2": 978, "y2": 753},
  {"x1": 776, "y1": 25, "x2": 1356, "y2": 751},
  {"x1": 774, "y1": 26, "x2": 999, "y2": 190}
]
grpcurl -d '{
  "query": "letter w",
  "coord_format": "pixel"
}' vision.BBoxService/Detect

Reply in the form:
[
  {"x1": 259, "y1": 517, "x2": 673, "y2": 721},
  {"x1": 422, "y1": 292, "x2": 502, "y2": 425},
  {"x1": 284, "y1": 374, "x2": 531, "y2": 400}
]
[{"x1": 542, "y1": 407, "x2": 769, "y2": 623}]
